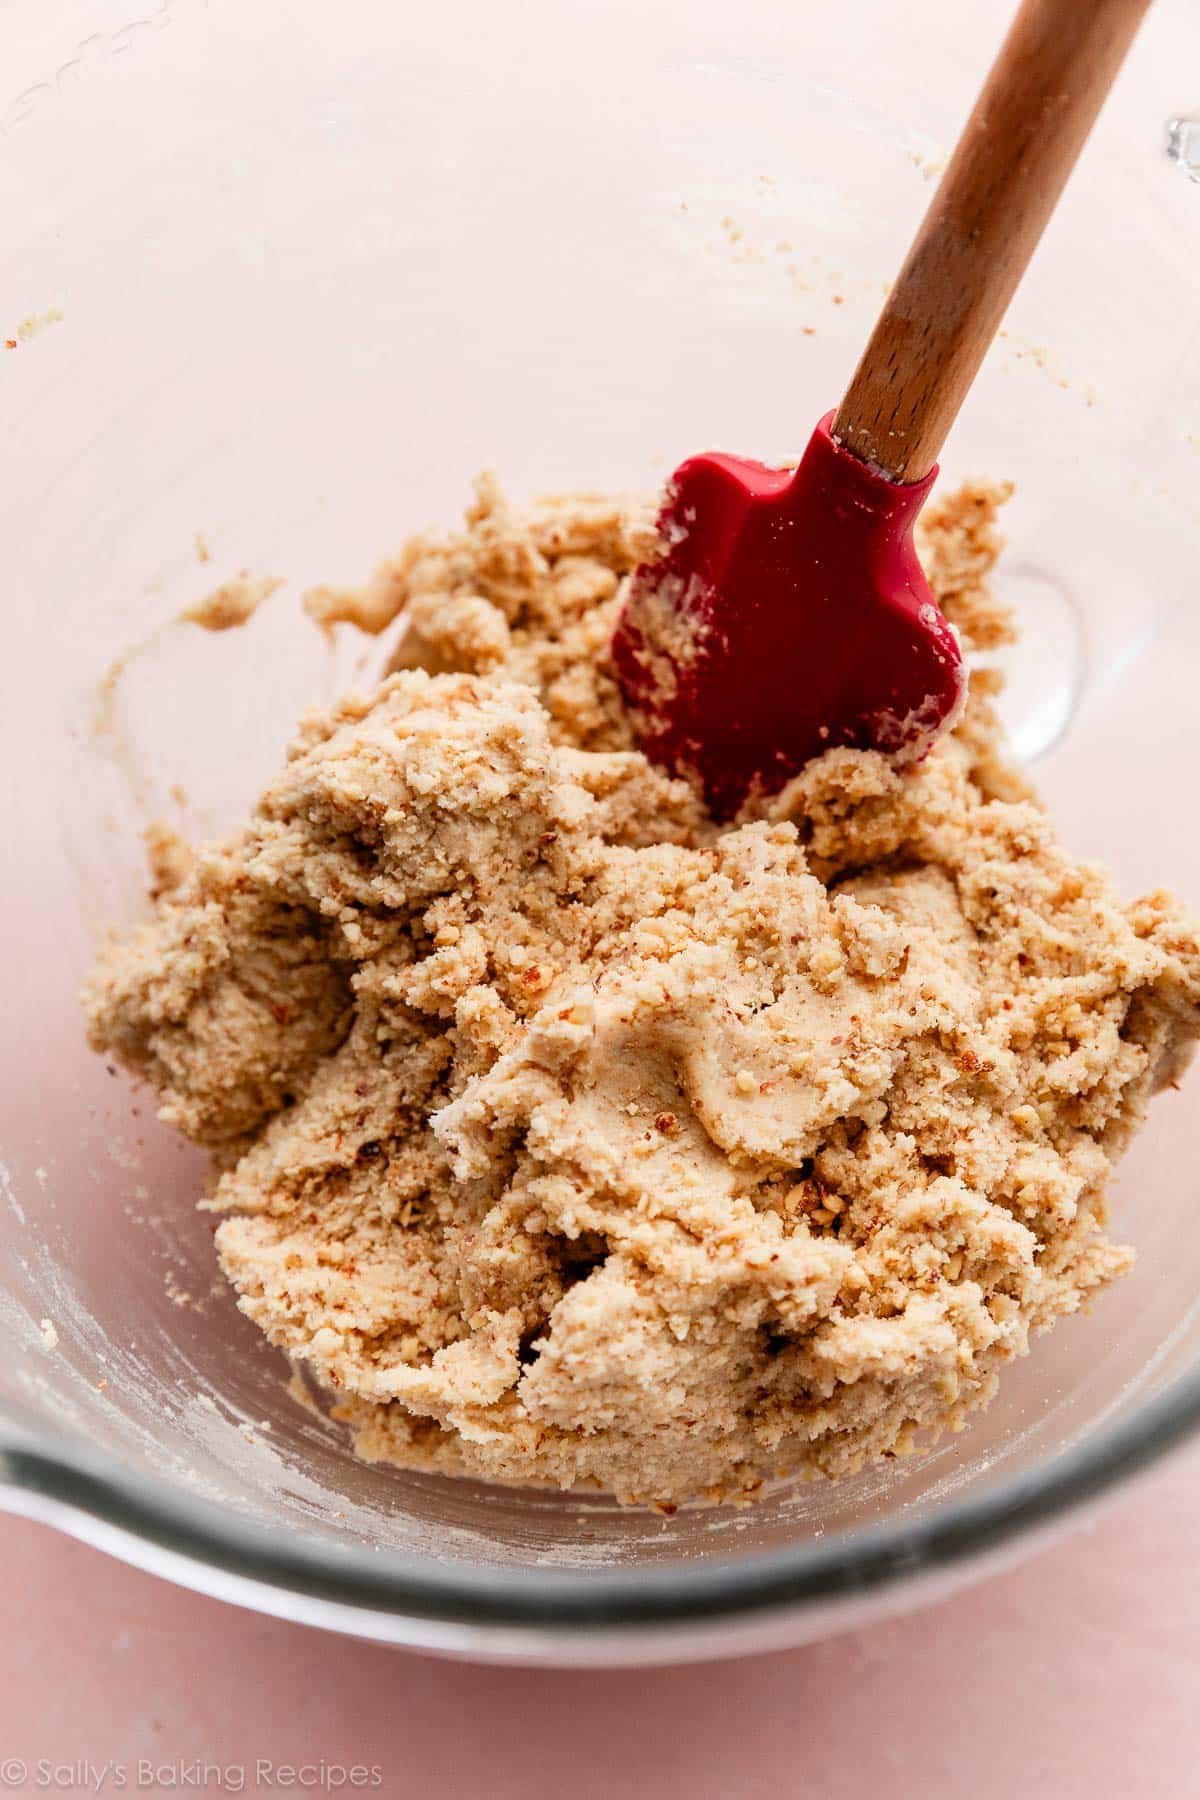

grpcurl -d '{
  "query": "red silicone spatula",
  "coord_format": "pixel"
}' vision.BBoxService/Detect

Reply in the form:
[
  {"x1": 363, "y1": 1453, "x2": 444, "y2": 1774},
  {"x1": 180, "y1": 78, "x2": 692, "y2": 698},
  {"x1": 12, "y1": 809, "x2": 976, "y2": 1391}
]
[{"x1": 613, "y1": 0, "x2": 1150, "y2": 818}]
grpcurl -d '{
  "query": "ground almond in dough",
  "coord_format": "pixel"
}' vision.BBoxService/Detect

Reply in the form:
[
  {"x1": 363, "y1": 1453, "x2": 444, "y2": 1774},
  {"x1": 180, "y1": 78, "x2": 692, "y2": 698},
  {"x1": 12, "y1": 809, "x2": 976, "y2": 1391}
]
[{"x1": 84, "y1": 478, "x2": 1200, "y2": 1506}]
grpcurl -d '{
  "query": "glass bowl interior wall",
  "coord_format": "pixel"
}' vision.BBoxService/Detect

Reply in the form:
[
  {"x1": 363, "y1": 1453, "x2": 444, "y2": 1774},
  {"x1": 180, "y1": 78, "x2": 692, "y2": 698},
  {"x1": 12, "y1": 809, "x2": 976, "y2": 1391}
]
[{"x1": 2, "y1": 0, "x2": 1199, "y2": 1656}]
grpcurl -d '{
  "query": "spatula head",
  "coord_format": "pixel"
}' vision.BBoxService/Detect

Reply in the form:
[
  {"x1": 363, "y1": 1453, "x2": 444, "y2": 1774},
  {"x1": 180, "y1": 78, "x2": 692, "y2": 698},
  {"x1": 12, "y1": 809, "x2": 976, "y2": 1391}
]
[{"x1": 612, "y1": 412, "x2": 965, "y2": 819}]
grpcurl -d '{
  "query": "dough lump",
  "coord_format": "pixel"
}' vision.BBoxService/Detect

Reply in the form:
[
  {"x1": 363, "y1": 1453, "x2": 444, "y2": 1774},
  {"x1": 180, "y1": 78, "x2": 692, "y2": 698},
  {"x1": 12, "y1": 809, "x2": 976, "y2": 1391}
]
[{"x1": 84, "y1": 477, "x2": 1200, "y2": 1505}]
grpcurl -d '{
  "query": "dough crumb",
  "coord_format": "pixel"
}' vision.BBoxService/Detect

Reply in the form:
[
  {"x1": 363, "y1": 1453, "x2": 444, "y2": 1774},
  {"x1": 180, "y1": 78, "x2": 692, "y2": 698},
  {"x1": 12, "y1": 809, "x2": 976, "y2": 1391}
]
[
  {"x1": 182, "y1": 572, "x2": 283, "y2": 632},
  {"x1": 84, "y1": 476, "x2": 1200, "y2": 1507},
  {"x1": 8, "y1": 306, "x2": 63, "y2": 345},
  {"x1": 143, "y1": 821, "x2": 194, "y2": 901}
]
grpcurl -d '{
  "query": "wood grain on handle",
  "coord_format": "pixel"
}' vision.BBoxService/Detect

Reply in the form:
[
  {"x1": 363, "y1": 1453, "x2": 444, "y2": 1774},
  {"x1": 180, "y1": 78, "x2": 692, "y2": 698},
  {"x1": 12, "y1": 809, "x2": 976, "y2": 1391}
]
[{"x1": 833, "y1": 0, "x2": 1152, "y2": 483}]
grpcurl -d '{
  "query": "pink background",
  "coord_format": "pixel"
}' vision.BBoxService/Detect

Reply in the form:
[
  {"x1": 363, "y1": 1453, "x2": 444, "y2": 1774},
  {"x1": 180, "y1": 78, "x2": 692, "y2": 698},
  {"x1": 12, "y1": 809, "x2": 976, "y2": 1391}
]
[{"x1": 2, "y1": 1442, "x2": 1197, "y2": 1797}]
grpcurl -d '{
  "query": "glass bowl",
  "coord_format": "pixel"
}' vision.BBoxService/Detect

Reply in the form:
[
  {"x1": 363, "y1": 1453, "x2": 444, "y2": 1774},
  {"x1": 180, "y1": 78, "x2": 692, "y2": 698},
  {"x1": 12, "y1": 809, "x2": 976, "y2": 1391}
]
[{"x1": 3, "y1": 0, "x2": 1198, "y2": 1665}]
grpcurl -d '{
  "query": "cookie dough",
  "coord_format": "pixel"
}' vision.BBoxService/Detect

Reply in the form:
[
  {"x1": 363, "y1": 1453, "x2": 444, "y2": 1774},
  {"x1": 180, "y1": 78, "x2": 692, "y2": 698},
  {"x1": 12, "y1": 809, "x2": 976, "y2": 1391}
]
[
  {"x1": 84, "y1": 478, "x2": 1200, "y2": 1505},
  {"x1": 182, "y1": 572, "x2": 283, "y2": 632}
]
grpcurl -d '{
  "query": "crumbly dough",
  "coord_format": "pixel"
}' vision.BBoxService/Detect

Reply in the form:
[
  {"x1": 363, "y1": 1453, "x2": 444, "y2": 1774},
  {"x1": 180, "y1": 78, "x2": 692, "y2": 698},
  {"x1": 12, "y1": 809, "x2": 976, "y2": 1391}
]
[
  {"x1": 84, "y1": 477, "x2": 1200, "y2": 1506},
  {"x1": 143, "y1": 821, "x2": 195, "y2": 902},
  {"x1": 182, "y1": 572, "x2": 283, "y2": 632}
]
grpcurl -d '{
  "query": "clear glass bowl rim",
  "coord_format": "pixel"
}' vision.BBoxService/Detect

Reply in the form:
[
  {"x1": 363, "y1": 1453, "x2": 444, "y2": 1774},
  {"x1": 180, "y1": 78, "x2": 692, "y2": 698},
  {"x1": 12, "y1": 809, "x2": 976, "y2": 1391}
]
[
  {"x1": 5, "y1": 0, "x2": 1199, "y2": 1651},
  {"x1": 2, "y1": 1362, "x2": 1197, "y2": 1638}
]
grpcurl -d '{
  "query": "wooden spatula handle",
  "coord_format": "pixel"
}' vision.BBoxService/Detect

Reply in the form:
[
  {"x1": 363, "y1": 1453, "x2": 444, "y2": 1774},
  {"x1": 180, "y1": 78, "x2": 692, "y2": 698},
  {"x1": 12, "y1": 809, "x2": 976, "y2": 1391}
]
[{"x1": 833, "y1": 0, "x2": 1152, "y2": 483}]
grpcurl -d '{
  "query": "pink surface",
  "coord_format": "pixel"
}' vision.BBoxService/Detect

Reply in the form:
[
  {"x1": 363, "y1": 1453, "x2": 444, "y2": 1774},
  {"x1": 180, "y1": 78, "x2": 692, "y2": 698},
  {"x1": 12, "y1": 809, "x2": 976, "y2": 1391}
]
[{"x1": 1, "y1": 1445, "x2": 1198, "y2": 1797}]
